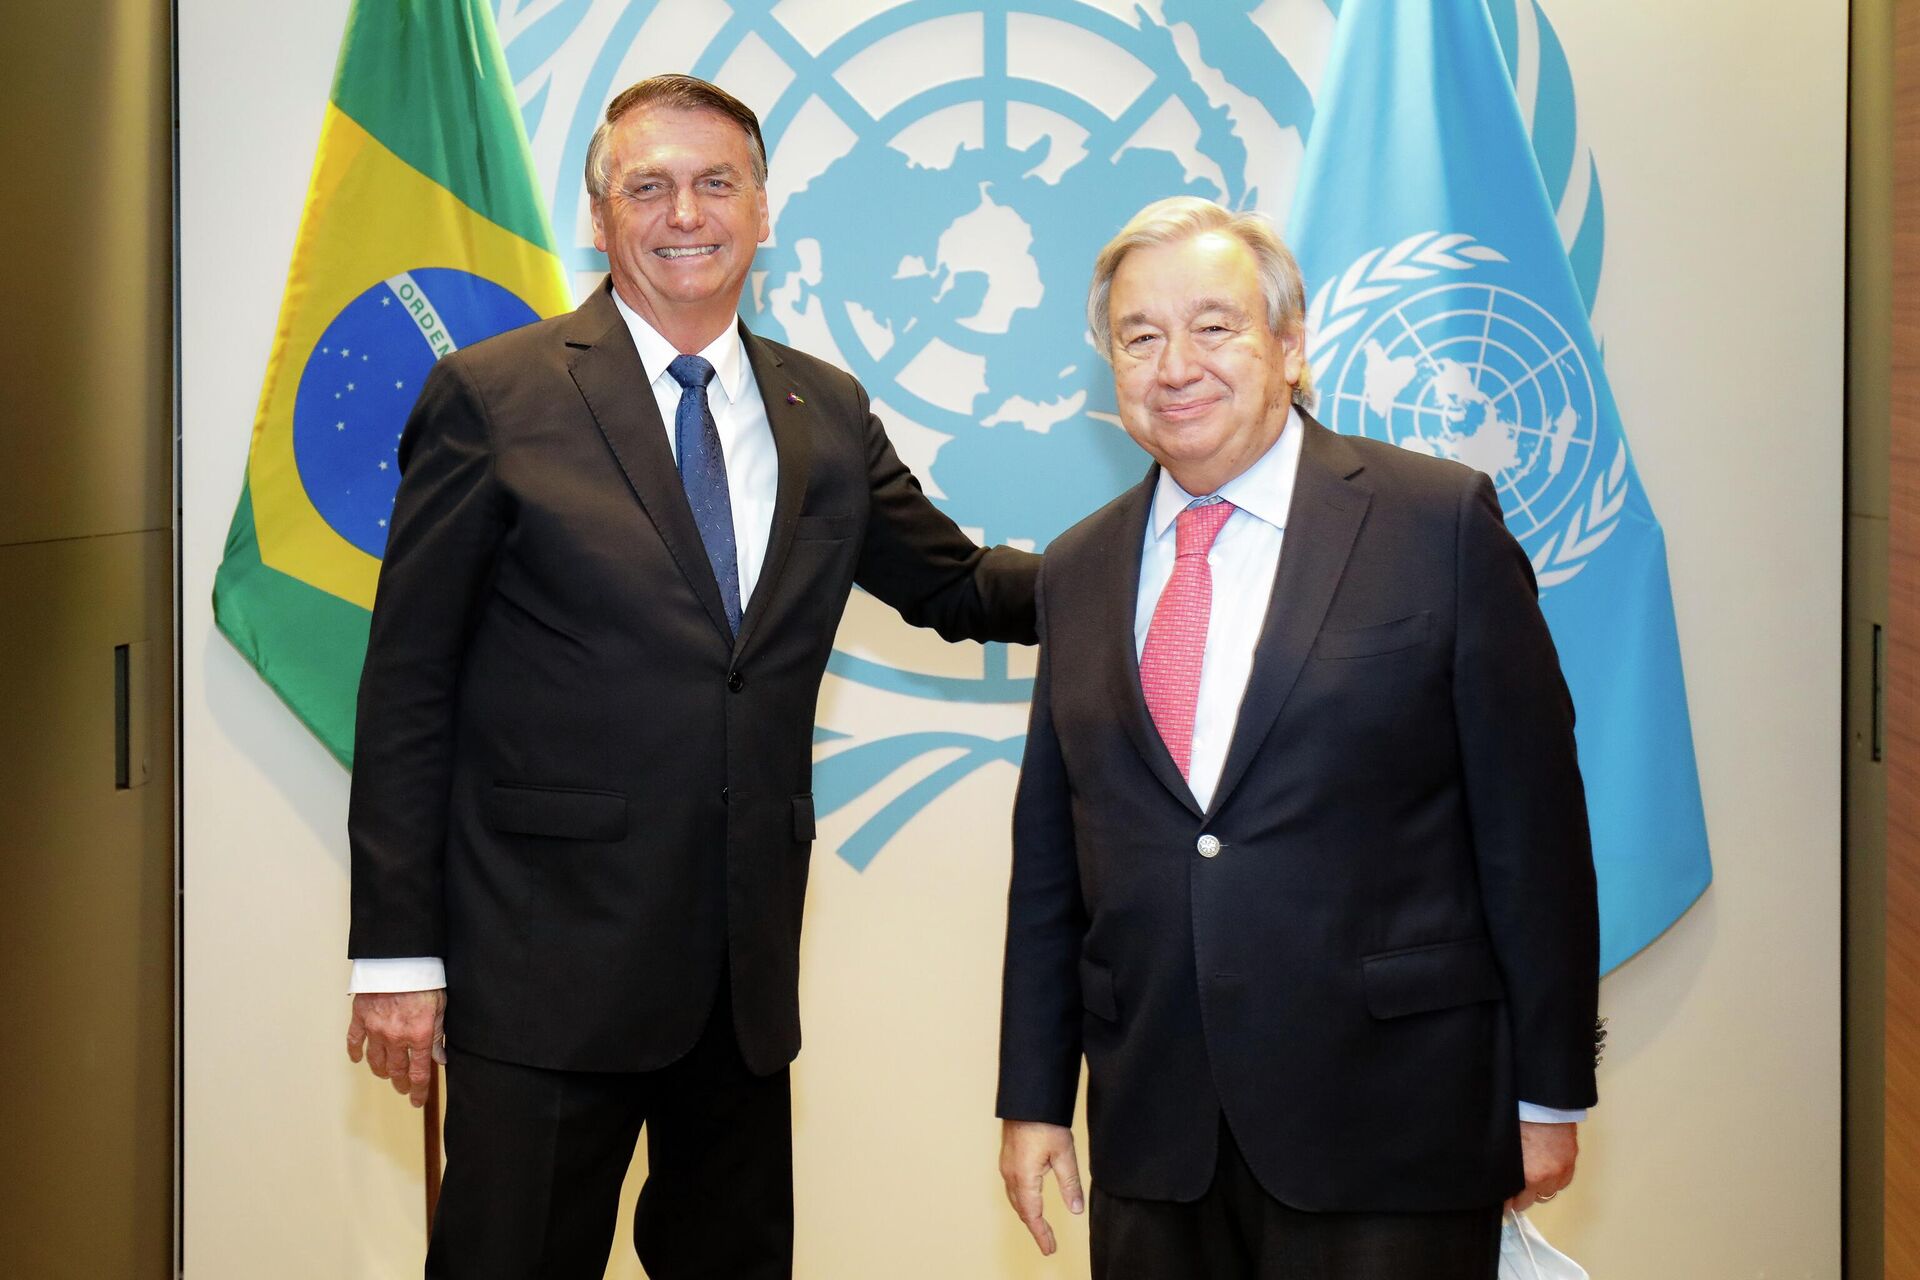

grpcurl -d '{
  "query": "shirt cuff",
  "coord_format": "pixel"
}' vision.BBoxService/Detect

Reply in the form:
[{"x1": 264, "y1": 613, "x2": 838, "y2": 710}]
[
  {"x1": 1517, "y1": 1102, "x2": 1587, "y2": 1125},
  {"x1": 348, "y1": 956, "x2": 447, "y2": 994}
]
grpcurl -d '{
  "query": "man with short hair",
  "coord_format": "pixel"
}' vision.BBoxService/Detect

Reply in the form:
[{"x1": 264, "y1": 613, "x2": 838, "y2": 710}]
[
  {"x1": 343, "y1": 74, "x2": 1037, "y2": 1278},
  {"x1": 996, "y1": 196, "x2": 1599, "y2": 1279}
]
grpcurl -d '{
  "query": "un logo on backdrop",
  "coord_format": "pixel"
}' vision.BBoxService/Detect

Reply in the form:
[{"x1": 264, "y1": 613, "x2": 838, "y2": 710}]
[{"x1": 737, "y1": 1, "x2": 1314, "y2": 691}]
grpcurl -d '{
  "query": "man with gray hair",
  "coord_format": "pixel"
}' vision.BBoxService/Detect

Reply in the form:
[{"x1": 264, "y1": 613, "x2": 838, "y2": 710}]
[
  {"x1": 342, "y1": 73, "x2": 1037, "y2": 1277},
  {"x1": 996, "y1": 196, "x2": 1599, "y2": 1278}
]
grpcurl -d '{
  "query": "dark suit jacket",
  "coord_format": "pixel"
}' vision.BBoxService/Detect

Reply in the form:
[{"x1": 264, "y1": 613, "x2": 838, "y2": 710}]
[
  {"x1": 349, "y1": 281, "x2": 1036, "y2": 1076},
  {"x1": 997, "y1": 416, "x2": 1597, "y2": 1211}
]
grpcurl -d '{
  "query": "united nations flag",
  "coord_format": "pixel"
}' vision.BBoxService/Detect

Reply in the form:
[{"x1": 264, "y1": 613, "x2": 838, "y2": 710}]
[
  {"x1": 212, "y1": 0, "x2": 572, "y2": 762},
  {"x1": 1288, "y1": 0, "x2": 1711, "y2": 971}
]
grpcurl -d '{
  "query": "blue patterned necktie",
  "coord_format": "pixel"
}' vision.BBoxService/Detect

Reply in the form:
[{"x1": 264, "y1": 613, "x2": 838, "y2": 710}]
[{"x1": 667, "y1": 355, "x2": 741, "y2": 635}]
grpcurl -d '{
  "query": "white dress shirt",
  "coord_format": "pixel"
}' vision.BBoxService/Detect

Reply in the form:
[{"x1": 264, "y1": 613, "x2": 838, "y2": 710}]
[
  {"x1": 614, "y1": 289, "x2": 780, "y2": 605},
  {"x1": 1131, "y1": 411, "x2": 1584, "y2": 1126},
  {"x1": 1133, "y1": 409, "x2": 1301, "y2": 814},
  {"x1": 349, "y1": 298, "x2": 780, "y2": 997}
]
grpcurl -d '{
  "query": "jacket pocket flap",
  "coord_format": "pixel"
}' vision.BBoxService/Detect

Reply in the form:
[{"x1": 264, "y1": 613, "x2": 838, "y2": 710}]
[
  {"x1": 1314, "y1": 611, "x2": 1431, "y2": 660},
  {"x1": 1079, "y1": 958, "x2": 1119, "y2": 1022},
  {"x1": 1362, "y1": 937, "x2": 1504, "y2": 1019},
  {"x1": 794, "y1": 513, "x2": 859, "y2": 541},
  {"x1": 793, "y1": 793, "x2": 817, "y2": 841},
  {"x1": 483, "y1": 784, "x2": 627, "y2": 842}
]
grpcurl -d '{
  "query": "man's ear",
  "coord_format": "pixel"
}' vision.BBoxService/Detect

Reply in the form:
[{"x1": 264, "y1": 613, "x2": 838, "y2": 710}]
[
  {"x1": 589, "y1": 198, "x2": 609, "y2": 255},
  {"x1": 1279, "y1": 324, "x2": 1307, "y2": 386}
]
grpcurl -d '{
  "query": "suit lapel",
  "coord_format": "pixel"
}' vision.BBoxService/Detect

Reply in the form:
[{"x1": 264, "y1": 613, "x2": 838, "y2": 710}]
[
  {"x1": 564, "y1": 284, "x2": 735, "y2": 644},
  {"x1": 735, "y1": 326, "x2": 813, "y2": 657},
  {"x1": 1205, "y1": 418, "x2": 1371, "y2": 820},
  {"x1": 1101, "y1": 468, "x2": 1205, "y2": 818}
]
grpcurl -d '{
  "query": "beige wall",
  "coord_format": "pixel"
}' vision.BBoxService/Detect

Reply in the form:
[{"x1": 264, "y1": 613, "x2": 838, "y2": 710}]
[
  {"x1": 179, "y1": 1, "x2": 1846, "y2": 1275},
  {"x1": 1530, "y1": 1, "x2": 1844, "y2": 1273}
]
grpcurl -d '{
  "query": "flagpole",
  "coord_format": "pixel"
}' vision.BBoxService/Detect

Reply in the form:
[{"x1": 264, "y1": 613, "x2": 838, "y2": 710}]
[{"x1": 424, "y1": 1063, "x2": 443, "y2": 1240}]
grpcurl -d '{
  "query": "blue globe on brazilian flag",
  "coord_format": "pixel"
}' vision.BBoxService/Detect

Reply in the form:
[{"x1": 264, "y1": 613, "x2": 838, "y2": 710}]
[{"x1": 213, "y1": 0, "x2": 572, "y2": 763}]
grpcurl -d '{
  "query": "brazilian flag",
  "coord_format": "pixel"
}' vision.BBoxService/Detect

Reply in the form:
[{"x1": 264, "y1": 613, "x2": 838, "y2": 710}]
[{"x1": 213, "y1": 0, "x2": 572, "y2": 764}]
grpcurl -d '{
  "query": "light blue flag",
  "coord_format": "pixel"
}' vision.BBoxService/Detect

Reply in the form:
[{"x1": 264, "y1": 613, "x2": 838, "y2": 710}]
[{"x1": 1287, "y1": 0, "x2": 1710, "y2": 972}]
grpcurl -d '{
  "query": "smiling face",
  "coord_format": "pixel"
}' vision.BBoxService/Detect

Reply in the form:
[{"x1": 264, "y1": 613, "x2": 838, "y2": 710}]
[
  {"x1": 1106, "y1": 230, "x2": 1304, "y2": 495},
  {"x1": 589, "y1": 104, "x2": 771, "y2": 353}
]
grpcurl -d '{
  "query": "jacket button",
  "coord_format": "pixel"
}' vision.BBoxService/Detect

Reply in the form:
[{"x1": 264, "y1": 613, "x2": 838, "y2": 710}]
[
  {"x1": 727, "y1": 671, "x2": 745, "y2": 692},
  {"x1": 1196, "y1": 834, "x2": 1221, "y2": 858}
]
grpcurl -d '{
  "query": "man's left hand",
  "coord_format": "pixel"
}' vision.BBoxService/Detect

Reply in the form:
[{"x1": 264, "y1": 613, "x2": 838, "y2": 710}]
[
  {"x1": 999, "y1": 1120, "x2": 1084, "y2": 1255},
  {"x1": 1508, "y1": 1120, "x2": 1578, "y2": 1211},
  {"x1": 346, "y1": 989, "x2": 446, "y2": 1109}
]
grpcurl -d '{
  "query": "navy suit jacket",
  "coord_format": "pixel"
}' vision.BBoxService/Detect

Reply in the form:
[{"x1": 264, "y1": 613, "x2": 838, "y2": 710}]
[
  {"x1": 997, "y1": 415, "x2": 1597, "y2": 1210},
  {"x1": 349, "y1": 281, "x2": 1037, "y2": 1076}
]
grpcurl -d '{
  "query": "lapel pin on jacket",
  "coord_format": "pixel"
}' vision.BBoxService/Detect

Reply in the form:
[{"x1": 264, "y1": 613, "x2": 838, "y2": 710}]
[{"x1": 786, "y1": 391, "x2": 805, "y2": 405}]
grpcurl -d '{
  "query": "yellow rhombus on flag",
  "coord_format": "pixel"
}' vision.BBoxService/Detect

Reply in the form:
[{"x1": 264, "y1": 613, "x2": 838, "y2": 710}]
[{"x1": 213, "y1": 0, "x2": 573, "y2": 764}]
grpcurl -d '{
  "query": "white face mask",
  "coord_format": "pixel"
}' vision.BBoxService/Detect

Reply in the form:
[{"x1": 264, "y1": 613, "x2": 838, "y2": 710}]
[{"x1": 1499, "y1": 1209, "x2": 1589, "y2": 1280}]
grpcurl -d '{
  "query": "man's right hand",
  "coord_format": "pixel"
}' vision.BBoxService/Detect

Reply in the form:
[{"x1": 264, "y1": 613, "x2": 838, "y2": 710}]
[
  {"x1": 999, "y1": 1120, "x2": 1084, "y2": 1256},
  {"x1": 346, "y1": 989, "x2": 446, "y2": 1108}
]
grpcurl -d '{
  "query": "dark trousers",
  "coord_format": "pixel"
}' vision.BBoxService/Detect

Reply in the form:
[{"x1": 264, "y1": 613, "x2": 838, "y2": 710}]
[
  {"x1": 425, "y1": 987, "x2": 793, "y2": 1279},
  {"x1": 1091, "y1": 1119, "x2": 1501, "y2": 1280}
]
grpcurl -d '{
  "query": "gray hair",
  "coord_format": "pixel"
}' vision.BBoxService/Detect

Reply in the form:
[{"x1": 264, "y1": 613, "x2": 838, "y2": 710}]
[
  {"x1": 583, "y1": 74, "x2": 768, "y2": 201},
  {"x1": 1087, "y1": 196, "x2": 1315, "y2": 409}
]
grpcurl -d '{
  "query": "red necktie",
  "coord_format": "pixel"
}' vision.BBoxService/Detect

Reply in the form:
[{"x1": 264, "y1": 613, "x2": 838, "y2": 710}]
[{"x1": 1139, "y1": 499, "x2": 1236, "y2": 779}]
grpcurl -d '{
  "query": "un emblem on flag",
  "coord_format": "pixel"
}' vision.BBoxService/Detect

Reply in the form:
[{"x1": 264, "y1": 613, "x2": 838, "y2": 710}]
[{"x1": 1308, "y1": 232, "x2": 1631, "y2": 590}]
